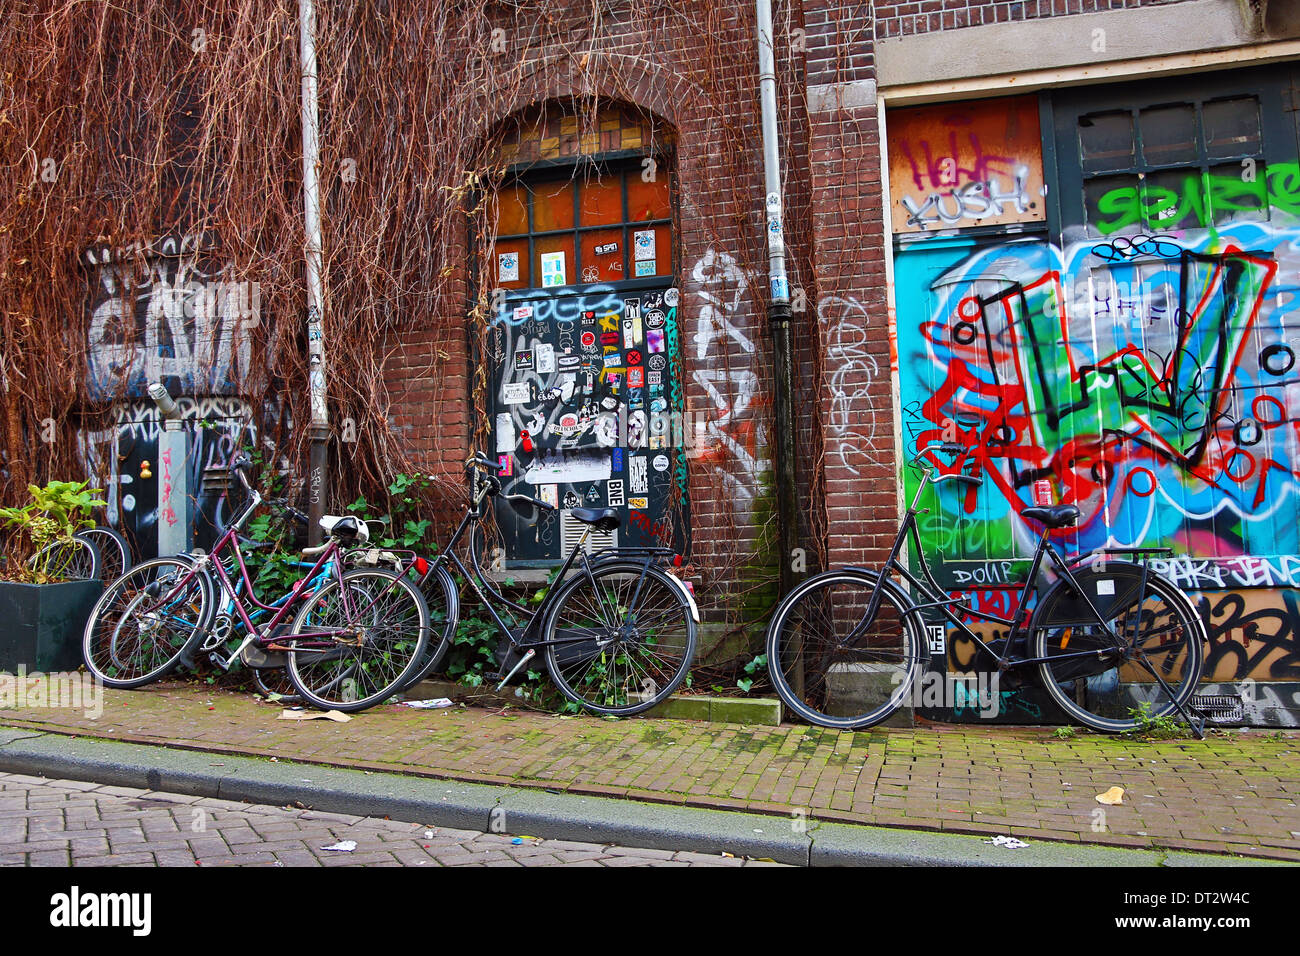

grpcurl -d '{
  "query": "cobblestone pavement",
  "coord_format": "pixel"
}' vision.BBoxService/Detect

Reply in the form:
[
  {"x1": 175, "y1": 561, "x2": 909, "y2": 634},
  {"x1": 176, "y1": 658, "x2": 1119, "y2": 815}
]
[
  {"x1": 0, "y1": 773, "x2": 782, "y2": 867},
  {"x1": 2, "y1": 681, "x2": 1298, "y2": 861}
]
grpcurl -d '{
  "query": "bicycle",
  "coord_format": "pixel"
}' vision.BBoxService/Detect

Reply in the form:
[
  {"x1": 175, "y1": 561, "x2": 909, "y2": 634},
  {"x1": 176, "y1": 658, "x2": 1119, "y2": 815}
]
[
  {"x1": 82, "y1": 453, "x2": 430, "y2": 712},
  {"x1": 32, "y1": 524, "x2": 129, "y2": 583},
  {"x1": 765, "y1": 442, "x2": 1207, "y2": 736},
  {"x1": 398, "y1": 451, "x2": 699, "y2": 716},
  {"x1": 193, "y1": 499, "x2": 322, "y2": 704},
  {"x1": 76, "y1": 525, "x2": 133, "y2": 583},
  {"x1": 30, "y1": 533, "x2": 101, "y2": 582}
]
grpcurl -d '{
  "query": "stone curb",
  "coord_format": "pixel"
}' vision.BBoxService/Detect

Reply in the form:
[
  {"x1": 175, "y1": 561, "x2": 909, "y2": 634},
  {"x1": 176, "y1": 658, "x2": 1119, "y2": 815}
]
[{"x1": 0, "y1": 727, "x2": 1279, "y2": 867}]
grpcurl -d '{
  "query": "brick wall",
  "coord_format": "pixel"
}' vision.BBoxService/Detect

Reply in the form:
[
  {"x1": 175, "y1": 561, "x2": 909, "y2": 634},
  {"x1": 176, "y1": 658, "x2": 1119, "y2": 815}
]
[
  {"x1": 875, "y1": 0, "x2": 1187, "y2": 38},
  {"x1": 799, "y1": 1, "x2": 899, "y2": 570},
  {"x1": 380, "y1": 3, "x2": 787, "y2": 634}
]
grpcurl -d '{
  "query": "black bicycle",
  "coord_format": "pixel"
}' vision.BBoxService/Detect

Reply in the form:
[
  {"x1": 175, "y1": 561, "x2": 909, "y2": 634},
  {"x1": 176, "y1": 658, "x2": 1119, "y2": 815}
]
[
  {"x1": 765, "y1": 443, "x2": 1207, "y2": 735},
  {"x1": 399, "y1": 452, "x2": 699, "y2": 716}
]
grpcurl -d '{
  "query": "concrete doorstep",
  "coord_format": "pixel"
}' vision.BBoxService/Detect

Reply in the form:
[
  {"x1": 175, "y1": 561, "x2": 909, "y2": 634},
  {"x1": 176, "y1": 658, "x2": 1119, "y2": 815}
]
[{"x1": 0, "y1": 728, "x2": 1274, "y2": 867}]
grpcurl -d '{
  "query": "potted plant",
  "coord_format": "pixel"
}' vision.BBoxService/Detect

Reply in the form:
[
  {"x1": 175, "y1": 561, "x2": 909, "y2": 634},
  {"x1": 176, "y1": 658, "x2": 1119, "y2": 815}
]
[{"x1": 0, "y1": 481, "x2": 108, "y2": 672}]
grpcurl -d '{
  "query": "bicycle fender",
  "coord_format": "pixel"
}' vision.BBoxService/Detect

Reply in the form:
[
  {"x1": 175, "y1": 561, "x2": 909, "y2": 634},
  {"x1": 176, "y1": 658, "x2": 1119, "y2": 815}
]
[{"x1": 663, "y1": 570, "x2": 700, "y2": 624}]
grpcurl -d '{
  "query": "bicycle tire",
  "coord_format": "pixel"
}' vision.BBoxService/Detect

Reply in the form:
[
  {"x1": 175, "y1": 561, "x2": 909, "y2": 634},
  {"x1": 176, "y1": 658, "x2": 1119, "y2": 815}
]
[
  {"x1": 82, "y1": 556, "x2": 214, "y2": 688},
  {"x1": 542, "y1": 561, "x2": 696, "y2": 716},
  {"x1": 1031, "y1": 562, "x2": 1205, "y2": 733},
  {"x1": 285, "y1": 568, "x2": 430, "y2": 712},
  {"x1": 76, "y1": 525, "x2": 132, "y2": 583},
  {"x1": 765, "y1": 568, "x2": 925, "y2": 730},
  {"x1": 32, "y1": 535, "x2": 101, "y2": 582},
  {"x1": 397, "y1": 563, "x2": 460, "y2": 690}
]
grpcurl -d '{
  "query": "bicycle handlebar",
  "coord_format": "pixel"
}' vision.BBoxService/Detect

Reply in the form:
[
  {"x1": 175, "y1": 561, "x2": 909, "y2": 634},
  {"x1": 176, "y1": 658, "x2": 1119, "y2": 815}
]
[
  {"x1": 466, "y1": 452, "x2": 499, "y2": 474},
  {"x1": 229, "y1": 452, "x2": 254, "y2": 491},
  {"x1": 913, "y1": 442, "x2": 984, "y2": 487},
  {"x1": 504, "y1": 492, "x2": 556, "y2": 512}
]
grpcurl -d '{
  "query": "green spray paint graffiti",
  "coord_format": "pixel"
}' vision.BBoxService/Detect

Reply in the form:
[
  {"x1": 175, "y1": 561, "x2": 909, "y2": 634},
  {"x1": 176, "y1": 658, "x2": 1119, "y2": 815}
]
[{"x1": 1092, "y1": 161, "x2": 1300, "y2": 235}]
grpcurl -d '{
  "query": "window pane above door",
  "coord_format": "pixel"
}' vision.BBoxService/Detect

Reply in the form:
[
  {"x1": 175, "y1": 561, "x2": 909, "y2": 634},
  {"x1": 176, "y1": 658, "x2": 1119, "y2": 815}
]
[
  {"x1": 531, "y1": 180, "x2": 575, "y2": 232},
  {"x1": 579, "y1": 175, "x2": 623, "y2": 226}
]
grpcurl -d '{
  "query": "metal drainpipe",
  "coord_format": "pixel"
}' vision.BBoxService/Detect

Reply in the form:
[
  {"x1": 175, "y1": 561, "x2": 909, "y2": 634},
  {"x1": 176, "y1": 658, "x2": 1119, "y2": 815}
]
[
  {"x1": 300, "y1": 0, "x2": 329, "y2": 544},
  {"x1": 756, "y1": 0, "x2": 799, "y2": 598}
]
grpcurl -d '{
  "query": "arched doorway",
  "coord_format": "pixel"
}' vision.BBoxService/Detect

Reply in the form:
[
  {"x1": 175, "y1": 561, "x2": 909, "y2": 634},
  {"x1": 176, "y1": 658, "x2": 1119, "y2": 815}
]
[{"x1": 484, "y1": 103, "x2": 688, "y2": 568}]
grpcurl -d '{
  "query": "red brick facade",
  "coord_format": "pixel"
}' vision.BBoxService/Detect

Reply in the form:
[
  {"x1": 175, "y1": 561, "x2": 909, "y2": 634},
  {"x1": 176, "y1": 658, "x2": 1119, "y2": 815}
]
[
  {"x1": 380, "y1": 0, "x2": 1290, "y2": 654},
  {"x1": 875, "y1": 0, "x2": 1178, "y2": 38}
]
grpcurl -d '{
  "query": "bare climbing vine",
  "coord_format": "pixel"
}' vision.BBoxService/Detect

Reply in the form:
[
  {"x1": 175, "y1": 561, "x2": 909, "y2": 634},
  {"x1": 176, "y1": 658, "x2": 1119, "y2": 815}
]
[{"x1": 0, "y1": 0, "x2": 874, "y2": 644}]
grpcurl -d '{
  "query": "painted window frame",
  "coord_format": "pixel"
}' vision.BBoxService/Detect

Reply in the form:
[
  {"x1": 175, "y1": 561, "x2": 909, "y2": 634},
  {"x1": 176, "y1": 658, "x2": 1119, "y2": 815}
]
[{"x1": 493, "y1": 151, "x2": 678, "y2": 299}]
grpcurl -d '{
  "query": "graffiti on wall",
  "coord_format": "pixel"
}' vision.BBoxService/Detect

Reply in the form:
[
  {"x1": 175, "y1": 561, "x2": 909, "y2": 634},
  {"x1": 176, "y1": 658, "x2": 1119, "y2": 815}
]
[
  {"x1": 888, "y1": 95, "x2": 1047, "y2": 234},
  {"x1": 898, "y1": 222, "x2": 1300, "y2": 566},
  {"x1": 77, "y1": 396, "x2": 272, "y2": 557},
  {"x1": 687, "y1": 248, "x2": 766, "y2": 505},
  {"x1": 894, "y1": 220, "x2": 1300, "y2": 703},
  {"x1": 85, "y1": 244, "x2": 264, "y2": 399},
  {"x1": 820, "y1": 295, "x2": 882, "y2": 476}
]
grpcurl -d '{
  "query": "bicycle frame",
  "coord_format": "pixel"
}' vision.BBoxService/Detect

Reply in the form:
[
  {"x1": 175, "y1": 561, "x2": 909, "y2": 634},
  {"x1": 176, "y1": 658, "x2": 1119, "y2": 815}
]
[
  {"x1": 869, "y1": 467, "x2": 1148, "y2": 672},
  {"x1": 143, "y1": 485, "x2": 366, "y2": 658},
  {"x1": 207, "y1": 554, "x2": 335, "y2": 666},
  {"x1": 423, "y1": 471, "x2": 674, "y2": 657}
]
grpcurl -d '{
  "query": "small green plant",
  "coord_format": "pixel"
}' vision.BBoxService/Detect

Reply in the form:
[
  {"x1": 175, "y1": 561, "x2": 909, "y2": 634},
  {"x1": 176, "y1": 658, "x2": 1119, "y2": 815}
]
[
  {"x1": 1053, "y1": 725, "x2": 1078, "y2": 739},
  {"x1": 440, "y1": 569, "x2": 559, "y2": 701},
  {"x1": 736, "y1": 653, "x2": 767, "y2": 693},
  {"x1": 1124, "y1": 701, "x2": 1187, "y2": 739},
  {"x1": 0, "y1": 480, "x2": 106, "y2": 583}
]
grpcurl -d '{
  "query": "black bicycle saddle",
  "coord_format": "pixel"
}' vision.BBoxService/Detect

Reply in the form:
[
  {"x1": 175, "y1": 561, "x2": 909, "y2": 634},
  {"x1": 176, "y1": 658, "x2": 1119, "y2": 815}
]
[
  {"x1": 1018, "y1": 504, "x2": 1080, "y2": 529},
  {"x1": 570, "y1": 507, "x2": 621, "y2": 532}
]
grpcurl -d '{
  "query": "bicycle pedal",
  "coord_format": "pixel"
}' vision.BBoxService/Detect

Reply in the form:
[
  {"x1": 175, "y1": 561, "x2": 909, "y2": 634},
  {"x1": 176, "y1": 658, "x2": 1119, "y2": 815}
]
[{"x1": 208, "y1": 651, "x2": 233, "y2": 672}]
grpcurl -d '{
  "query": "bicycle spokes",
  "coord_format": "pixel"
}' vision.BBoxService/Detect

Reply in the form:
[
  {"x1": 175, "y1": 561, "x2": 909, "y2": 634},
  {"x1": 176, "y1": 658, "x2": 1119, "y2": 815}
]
[{"x1": 546, "y1": 566, "x2": 694, "y2": 713}]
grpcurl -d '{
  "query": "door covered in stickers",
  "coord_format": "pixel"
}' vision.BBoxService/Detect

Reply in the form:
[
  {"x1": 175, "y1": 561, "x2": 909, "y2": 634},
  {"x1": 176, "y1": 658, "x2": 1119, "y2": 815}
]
[{"x1": 487, "y1": 161, "x2": 687, "y2": 566}]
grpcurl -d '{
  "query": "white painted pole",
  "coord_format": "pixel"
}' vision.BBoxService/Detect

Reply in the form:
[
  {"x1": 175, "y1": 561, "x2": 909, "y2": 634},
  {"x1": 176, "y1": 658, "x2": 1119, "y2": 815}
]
[{"x1": 300, "y1": 0, "x2": 329, "y2": 544}]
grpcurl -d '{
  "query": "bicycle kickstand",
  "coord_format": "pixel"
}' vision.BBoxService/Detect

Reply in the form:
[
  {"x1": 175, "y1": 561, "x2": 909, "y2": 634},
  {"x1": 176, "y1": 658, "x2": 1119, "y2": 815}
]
[{"x1": 495, "y1": 648, "x2": 536, "y2": 691}]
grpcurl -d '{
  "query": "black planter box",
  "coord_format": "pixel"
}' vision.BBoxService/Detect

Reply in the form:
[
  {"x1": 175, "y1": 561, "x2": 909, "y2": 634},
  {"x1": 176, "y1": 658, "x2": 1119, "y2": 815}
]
[{"x1": 0, "y1": 579, "x2": 104, "y2": 673}]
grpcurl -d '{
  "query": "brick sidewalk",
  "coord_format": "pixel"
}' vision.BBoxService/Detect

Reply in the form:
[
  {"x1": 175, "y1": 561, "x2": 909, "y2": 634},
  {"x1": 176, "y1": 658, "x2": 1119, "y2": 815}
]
[{"x1": 1, "y1": 681, "x2": 1297, "y2": 861}]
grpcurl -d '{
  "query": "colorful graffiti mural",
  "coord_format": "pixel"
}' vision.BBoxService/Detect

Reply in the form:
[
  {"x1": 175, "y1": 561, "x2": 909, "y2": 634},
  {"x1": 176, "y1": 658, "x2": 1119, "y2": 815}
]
[
  {"x1": 895, "y1": 221, "x2": 1300, "y2": 704},
  {"x1": 898, "y1": 222, "x2": 1300, "y2": 567}
]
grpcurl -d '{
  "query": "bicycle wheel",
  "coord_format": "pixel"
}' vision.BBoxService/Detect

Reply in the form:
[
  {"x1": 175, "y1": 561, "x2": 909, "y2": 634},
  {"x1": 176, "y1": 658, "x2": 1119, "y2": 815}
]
[
  {"x1": 765, "y1": 569, "x2": 924, "y2": 729},
  {"x1": 542, "y1": 561, "x2": 696, "y2": 716},
  {"x1": 32, "y1": 535, "x2": 100, "y2": 582},
  {"x1": 397, "y1": 563, "x2": 459, "y2": 690},
  {"x1": 76, "y1": 526, "x2": 132, "y2": 583},
  {"x1": 285, "y1": 568, "x2": 430, "y2": 712},
  {"x1": 1031, "y1": 563, "x2": 1205, "y2": 733},
  {"x1": 82, "y1": 557, "x2": 214, "y2": 688}
]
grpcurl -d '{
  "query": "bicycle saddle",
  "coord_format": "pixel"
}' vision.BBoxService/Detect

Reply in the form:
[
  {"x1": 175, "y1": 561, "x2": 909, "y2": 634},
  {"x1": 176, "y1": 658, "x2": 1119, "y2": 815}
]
[
  {"x1": 320, "y1": 514, "x2": 371, "y2": 543},
  {"x1": 570, "y1": 507, "x2": 621, "y2": 532},
  {"x1": 1018, "y1": 504, "x2": 1080, "y2": 528}
]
